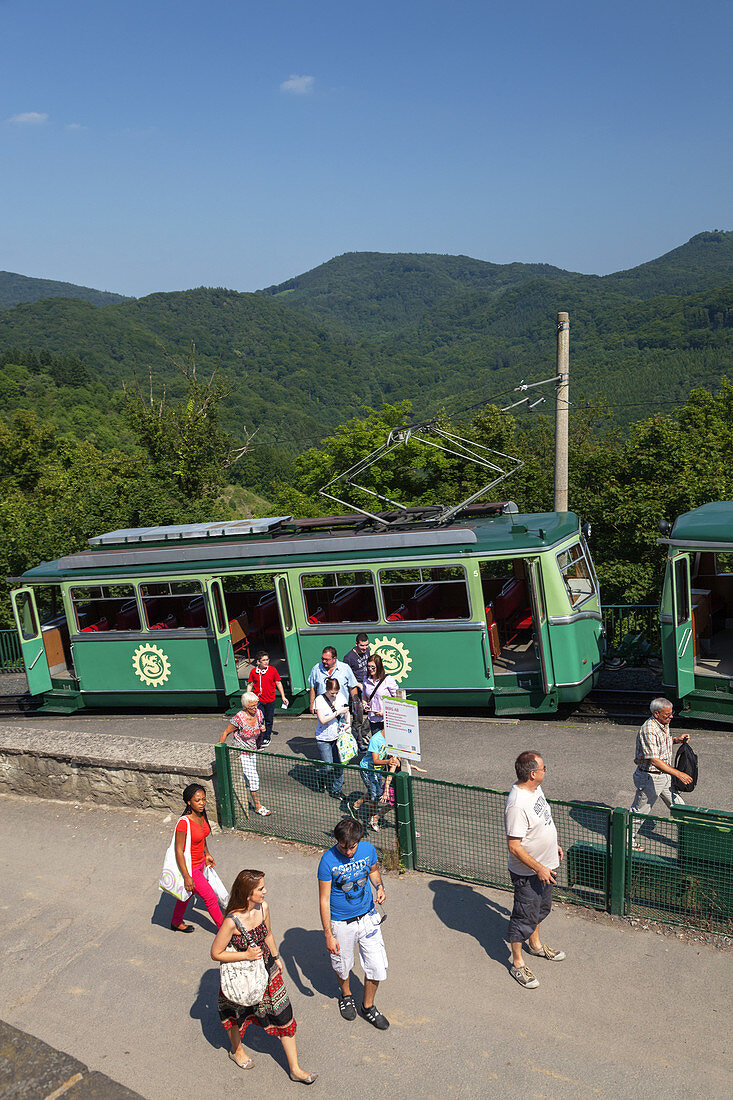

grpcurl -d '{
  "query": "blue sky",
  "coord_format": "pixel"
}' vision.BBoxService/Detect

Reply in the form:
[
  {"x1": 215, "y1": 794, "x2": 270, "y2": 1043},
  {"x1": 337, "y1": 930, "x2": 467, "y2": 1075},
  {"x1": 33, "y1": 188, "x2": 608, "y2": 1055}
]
[{"x1": 1, "y1": 0, "x2": 731, "y2": 297}]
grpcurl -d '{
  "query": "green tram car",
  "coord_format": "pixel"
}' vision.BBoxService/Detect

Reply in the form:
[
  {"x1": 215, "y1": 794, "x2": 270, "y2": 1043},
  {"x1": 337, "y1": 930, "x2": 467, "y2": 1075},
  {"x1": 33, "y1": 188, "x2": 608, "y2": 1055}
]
[
  {"x1": 10, "y1": 505, "x2": 603, "y2": 716},
  {"x1": 660, "y1": 500, "x2": 733, "y2": 723}
]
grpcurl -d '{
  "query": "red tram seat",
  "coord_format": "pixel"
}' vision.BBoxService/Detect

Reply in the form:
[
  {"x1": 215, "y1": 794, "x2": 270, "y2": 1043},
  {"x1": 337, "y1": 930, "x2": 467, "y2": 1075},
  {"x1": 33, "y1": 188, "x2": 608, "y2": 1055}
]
[
  {"x1": 485, "y1": 604, "x2": 501, "y2": 659},
  {"x1": 183, "y1": 596, "x2": 207, "y2": 628},
  {"x1": 81, "y1": 617, "x2": 110, "y2": 632},
  {"x1": 408, "y1": 583, "x2": 441, "y2": 619},
  {"x1": 493, "y1": 579, "x2": 533, "y2": 645},
  {"x1": 115, "y1": 601, "x2": 140, "y2": 630},
  {"x1": 328, "y1": 588, "x2": 363, "y2": 622},
  {"x1": 151, "y1": 614, "x2": 178, "y2": 630},
  {"x1": 251, "y1": 592, "x2": 279, "y2": 641}
]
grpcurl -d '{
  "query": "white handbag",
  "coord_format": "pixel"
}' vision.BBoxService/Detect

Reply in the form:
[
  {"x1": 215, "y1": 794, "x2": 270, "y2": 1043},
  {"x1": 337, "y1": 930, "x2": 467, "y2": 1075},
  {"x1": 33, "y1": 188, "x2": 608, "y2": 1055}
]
[
  {"x1": 204, "y1": 865, "x2": 230, "y2": 906},
  {"x1": 220, "y1": 917, "x2": 269, "y2": 1007},
  {"x1": 158, "y1": 816, "x2": 192, "y2": 901}
]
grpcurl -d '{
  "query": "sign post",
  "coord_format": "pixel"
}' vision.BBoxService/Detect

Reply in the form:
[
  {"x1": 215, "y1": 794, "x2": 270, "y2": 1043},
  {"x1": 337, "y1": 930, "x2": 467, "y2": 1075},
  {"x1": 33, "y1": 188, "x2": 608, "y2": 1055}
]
[{"x1": 383, "y1": 696, "x2": 421, "y2": 762}]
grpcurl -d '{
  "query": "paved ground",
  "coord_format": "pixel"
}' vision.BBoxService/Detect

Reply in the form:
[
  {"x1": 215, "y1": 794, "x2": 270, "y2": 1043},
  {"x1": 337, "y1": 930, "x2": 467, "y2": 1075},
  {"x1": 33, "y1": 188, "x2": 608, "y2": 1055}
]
[
  {"x1": 1, "y1": 795, "x2": 730, "y2": 1100},
  {"x1": 5, "y1": 705, "x2": 730, "y2": 812}
]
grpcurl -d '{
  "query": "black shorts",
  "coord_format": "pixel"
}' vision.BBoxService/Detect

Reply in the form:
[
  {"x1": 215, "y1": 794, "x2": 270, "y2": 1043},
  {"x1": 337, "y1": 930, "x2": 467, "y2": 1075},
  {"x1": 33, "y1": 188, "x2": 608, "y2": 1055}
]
[{"x1": 507, "y1": 871, "x2": 553, "y2": 943}]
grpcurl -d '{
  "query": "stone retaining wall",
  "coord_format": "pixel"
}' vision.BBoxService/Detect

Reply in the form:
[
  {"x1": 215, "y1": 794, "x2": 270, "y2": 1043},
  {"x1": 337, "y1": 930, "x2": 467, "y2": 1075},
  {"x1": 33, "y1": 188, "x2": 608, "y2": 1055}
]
[{"x1": 0, "y1": 726, "x2": 219, "y2": 822}]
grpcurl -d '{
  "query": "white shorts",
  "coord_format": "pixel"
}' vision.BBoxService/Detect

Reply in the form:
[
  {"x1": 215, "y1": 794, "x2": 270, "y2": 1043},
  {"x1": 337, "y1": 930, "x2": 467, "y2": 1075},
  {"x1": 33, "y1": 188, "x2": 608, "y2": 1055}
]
[{"x1": 329, "y1": 910, "x2": 388, "y2": 982}]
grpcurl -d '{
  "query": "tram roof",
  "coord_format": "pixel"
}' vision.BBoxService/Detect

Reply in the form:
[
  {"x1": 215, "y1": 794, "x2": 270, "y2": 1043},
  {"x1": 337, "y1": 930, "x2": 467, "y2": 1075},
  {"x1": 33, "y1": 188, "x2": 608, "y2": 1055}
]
[
  {"x1": 16, "y1": 509, "x2": 582, "y2": 582},
  {"x1": 663, "y1": 501, "x2": 733, "y2": 549}
]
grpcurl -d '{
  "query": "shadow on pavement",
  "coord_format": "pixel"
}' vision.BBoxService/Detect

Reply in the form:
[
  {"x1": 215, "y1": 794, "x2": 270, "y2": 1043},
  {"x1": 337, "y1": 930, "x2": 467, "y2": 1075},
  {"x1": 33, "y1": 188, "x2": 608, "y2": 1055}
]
[
  {"x1": 279, "y1": 926, "x2": 346, "y2": 1000},
  {"x1": 190, "y1": 968, "x2": 227, "y2": 1050},
  {"x1": 150, "y1": 892, "x2": 219, "y2": 934},
  {"x1": 429, "y1": 879, "x2": 510, "y2": 966},
  {"x1": 191, "y1": 969, "x2": 294, "y2": 1076}
]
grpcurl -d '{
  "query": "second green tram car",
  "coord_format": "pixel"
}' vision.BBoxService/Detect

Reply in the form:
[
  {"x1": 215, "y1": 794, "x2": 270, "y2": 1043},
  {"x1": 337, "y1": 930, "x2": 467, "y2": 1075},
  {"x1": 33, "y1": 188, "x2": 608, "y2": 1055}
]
[
  {"x1": 10, "y1": 505, "x2": 604, "y2": 716},
  {"x1": 660, "y1": 500, "x2": 733, "y2": 723}
]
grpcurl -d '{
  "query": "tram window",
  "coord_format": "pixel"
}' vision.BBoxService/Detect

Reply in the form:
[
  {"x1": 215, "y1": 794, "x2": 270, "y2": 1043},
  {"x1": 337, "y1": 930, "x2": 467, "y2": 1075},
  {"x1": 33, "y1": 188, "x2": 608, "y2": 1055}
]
[
  {"x1": 210, "y1": 582, "x2": 227, "y2": 634},
  {"x1": 71, "y1": 584, "x2": 141, "y2": 632},
  {"x1": 15, "y1": 591, "x2": 39, "y2": 640},
  {"x1": 673, "y1": 559, "x2": 690, "y2": 626},
  {"x1": 220, "y1": 573, "x2": 281, "y2": 646},
  {"x1": 30, "y1": 585, "x2": 63, "y2": 627},
  {"x1": 301, "y1": 571, "x2": 378, "y2": 624},
  {"x1": 277, "y1": 577, "x2": 293, "y2": 632},
  {"x1": 715, "y1": 553, "x2": 733, "y2": 574},
  {"x1": 556, "y1": 544, "x2": 594, "y2": 607},
  {"x1": 139, "y1": 581, "x2": 206, "y2": 630},
  {"x1": 379, "y1": 566, "x2": 470, "y2": 621}
]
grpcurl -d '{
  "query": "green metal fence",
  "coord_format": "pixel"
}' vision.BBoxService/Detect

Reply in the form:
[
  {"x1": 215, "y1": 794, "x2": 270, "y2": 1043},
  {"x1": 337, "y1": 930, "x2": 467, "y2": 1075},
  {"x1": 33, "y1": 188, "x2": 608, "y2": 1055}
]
[
  {"x1": 602, "y1": 604, "x2": 659, "y2": 659},
  {"x1": 215, "y1": 744, "x2": 731, "y2": 933},
  {"x1": 0, "y1": 629, "x2": 23, "y2": 673},
  {"x1": 409, "y1": 777, "x2": 613, "y2": 910},
  {"x1": 628, "y1": 807, "x2": 733, "y2": 935},
  {"x1": 216, "y1": 745, "x2": 401, "y2": 867}
]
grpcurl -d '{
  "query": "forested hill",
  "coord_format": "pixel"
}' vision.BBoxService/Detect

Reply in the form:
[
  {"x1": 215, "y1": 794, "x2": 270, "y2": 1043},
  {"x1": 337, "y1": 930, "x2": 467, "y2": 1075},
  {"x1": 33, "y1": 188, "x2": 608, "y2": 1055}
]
[
  {"x1": 0, "y1": 231, "x2": 732, "y2": 466},
  {"x1": 260, "y1": 231, "x2": 733, "y2": 338},
  {"x1": 260, "y1": 252, "x2": 575, "y2": 337},
  {"x1": 0, "y1": 270, "x2": 129, "y2": 310},
  {"x1": 0, "y1": 289, "x2": 397, "y2": 453}
]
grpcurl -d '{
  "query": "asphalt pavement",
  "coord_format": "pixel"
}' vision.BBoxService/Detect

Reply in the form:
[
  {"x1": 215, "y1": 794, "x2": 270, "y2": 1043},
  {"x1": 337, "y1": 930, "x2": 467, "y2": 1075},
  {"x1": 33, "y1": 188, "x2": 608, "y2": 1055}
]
[{"x1": 2, "y1": 795, "x2": 730, "y2": 1100}]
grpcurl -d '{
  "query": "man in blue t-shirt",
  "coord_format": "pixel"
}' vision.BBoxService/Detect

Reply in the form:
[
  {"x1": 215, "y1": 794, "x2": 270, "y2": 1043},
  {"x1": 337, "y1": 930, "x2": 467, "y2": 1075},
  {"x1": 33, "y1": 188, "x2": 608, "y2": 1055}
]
[{"x1": 317, "y1": 817, "x2": 389, "y2": 1029}]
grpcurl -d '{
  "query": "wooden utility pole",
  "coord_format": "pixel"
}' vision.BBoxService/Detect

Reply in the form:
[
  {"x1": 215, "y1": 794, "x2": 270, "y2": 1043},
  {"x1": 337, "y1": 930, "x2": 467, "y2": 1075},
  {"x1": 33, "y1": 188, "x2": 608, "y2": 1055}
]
[{"x1": 554, "y1": 312, "x2": 570, "y2": 512}]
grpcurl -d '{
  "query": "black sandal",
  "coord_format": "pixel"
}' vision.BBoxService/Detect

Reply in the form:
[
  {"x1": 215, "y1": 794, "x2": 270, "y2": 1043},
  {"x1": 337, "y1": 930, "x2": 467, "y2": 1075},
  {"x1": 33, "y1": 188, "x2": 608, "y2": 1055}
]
[{"x1": 170, "y1": 922, "x2": 195, "y2": 933}]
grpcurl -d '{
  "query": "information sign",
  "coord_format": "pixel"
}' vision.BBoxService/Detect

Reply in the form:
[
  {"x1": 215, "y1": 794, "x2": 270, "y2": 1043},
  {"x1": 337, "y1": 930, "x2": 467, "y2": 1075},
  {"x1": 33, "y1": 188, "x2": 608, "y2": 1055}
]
[{"x1": 383, "y1": 697, "x2": 421, "y2": 761}]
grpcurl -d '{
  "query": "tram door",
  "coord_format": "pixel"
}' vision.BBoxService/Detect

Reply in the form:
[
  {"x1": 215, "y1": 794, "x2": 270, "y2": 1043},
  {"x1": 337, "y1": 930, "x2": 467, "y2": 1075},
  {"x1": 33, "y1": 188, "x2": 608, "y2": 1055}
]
[
  {"x1": 527, "y1": 560, "x2": 555, "y2": 694},
  {"x1": 671, "y1": 554, "x2": 695, "y2": 697},
  {"x1": 11, "y1": 588, "x2": 52, "y2": 694},
  {"x1": 274, "y1": 574, "x2": 306, "y2": 698},
  {"x1": 206, "y1": 579, "x2": 241, "y2": 695}
]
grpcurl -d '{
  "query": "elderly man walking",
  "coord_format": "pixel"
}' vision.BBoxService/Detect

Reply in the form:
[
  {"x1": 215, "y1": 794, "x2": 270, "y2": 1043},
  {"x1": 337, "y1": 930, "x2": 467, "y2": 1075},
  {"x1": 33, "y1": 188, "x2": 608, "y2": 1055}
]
[
  {"x1": 630, "y1": 697, "x2": 692, "y2": 851},
  {"x1": 505, "y1": 751, "x2": 565, "y2": 990}
]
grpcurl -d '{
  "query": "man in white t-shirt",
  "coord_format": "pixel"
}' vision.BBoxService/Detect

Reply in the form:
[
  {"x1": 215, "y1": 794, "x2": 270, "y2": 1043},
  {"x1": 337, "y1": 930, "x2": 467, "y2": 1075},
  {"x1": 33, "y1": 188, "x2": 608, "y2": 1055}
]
[{"x1": 504, "y1": 751, "x2": 565, "y2": 989}]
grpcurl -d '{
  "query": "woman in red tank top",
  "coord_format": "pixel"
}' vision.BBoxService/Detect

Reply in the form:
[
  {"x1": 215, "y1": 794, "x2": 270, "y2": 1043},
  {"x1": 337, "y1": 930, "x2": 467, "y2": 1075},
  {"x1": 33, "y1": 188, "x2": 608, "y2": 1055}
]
[{"x1": 170, "y1": 784, "x2": 224, "y2": 933}]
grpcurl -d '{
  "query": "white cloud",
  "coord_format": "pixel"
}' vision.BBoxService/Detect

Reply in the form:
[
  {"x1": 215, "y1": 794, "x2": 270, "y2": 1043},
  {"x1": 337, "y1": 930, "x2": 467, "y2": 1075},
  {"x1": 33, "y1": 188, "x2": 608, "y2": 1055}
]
[
  {"x1": 280, "y1": 74, "x2": 314, "y2": 95},
  {"x1": 66, "y1": 123, "x2": 85, "y2": 131},
  {"x1": 7, "y1": 111, "x2": 48, "y2": 124}
]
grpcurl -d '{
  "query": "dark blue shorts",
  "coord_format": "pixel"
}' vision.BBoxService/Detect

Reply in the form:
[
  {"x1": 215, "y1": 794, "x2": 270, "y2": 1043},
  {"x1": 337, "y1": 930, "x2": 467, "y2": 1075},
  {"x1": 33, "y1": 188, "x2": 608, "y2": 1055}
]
[{"x1": 507, "y1": 871, "x2": 553, "y2": 943}]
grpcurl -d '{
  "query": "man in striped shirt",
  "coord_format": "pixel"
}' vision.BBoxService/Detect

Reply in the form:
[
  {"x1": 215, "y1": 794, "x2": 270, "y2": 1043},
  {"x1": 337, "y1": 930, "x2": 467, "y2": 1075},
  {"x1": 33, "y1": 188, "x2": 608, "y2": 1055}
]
[{"x1": 630, "y1": 697, "x2": 692, "y2": 851}]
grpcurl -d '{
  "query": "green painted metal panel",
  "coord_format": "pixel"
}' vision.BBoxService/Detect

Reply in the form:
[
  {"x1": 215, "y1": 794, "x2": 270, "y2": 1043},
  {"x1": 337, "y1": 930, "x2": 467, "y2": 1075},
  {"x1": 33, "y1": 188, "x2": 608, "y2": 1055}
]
[
  {"x1": 10, "y1": 588, "x2": 52, "y2": 694},
  {"x1": 206, "y1": 579, "x2": 240, "y2": 695},
  {"x1": 71, "y1": 634, "x2": 223, "y2": 694}
]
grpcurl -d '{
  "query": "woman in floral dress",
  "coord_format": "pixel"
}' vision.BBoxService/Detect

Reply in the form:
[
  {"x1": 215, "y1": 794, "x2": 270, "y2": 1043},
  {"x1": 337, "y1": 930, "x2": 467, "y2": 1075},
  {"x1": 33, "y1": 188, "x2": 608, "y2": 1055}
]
[{"x1": 210, "y1": 868, "x2": 316, "y2": 1084}]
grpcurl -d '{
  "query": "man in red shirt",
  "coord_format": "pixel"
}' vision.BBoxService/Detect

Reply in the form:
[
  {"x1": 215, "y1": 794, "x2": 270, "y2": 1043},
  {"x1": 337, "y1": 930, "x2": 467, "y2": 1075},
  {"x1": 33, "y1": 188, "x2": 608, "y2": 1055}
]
[{"x1": 248, "y1": 650, "x2": 289, "y2": 747}]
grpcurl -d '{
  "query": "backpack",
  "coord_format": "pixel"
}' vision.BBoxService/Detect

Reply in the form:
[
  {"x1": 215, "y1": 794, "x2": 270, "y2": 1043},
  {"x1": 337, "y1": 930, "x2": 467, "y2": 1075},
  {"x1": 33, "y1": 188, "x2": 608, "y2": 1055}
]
[{"x1": 672, "y1": 740, "x2": 698, "y2": 793}]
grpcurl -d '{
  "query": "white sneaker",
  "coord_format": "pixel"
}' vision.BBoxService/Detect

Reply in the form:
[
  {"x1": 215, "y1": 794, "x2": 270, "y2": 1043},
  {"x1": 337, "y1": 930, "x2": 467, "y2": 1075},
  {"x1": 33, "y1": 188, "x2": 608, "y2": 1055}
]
[{"x1": 369, "y1": 816, "x2": 380, "y2": 832}]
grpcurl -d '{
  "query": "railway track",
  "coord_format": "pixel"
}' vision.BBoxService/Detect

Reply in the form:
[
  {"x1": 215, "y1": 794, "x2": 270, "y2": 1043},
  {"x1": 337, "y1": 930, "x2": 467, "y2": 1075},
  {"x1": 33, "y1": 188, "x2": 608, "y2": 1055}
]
[
  {"x1": 0, "y1": 693, "x2": 43, "y2": 716},
  {"x1": 572, "y1": 688, "x2": 653, "y2": 723}
]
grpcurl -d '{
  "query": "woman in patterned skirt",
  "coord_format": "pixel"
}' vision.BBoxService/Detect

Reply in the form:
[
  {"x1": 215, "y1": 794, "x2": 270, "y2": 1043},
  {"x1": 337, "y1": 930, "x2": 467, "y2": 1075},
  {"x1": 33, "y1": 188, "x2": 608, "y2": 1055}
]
[{"x1": 210, "y1": 868, "x2": 317, "y2": 1084}]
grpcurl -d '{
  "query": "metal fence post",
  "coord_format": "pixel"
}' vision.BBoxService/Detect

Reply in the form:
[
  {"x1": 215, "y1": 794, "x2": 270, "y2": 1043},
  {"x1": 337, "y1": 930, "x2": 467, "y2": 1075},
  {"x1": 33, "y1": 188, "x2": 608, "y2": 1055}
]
[
  {"x1": 394, "y1": 770, "x2": 415, "y2": 871},
  {"x1": 609, "y1": 807, "x2": 628, "y2": 916},
  {"x1": 214, "y1": 742, "x2": 235, "y2": 829}
]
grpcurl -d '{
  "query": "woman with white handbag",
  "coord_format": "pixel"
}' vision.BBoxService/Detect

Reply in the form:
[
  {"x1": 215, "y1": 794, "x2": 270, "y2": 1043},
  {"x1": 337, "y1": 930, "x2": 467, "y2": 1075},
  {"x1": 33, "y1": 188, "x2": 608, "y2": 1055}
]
[
  {"x1": 211, "y1": 869, "x2": 317, "y2": 1084},
  {"x1": 168, "y1": 784, "x2": 225, "y2": 933}
]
